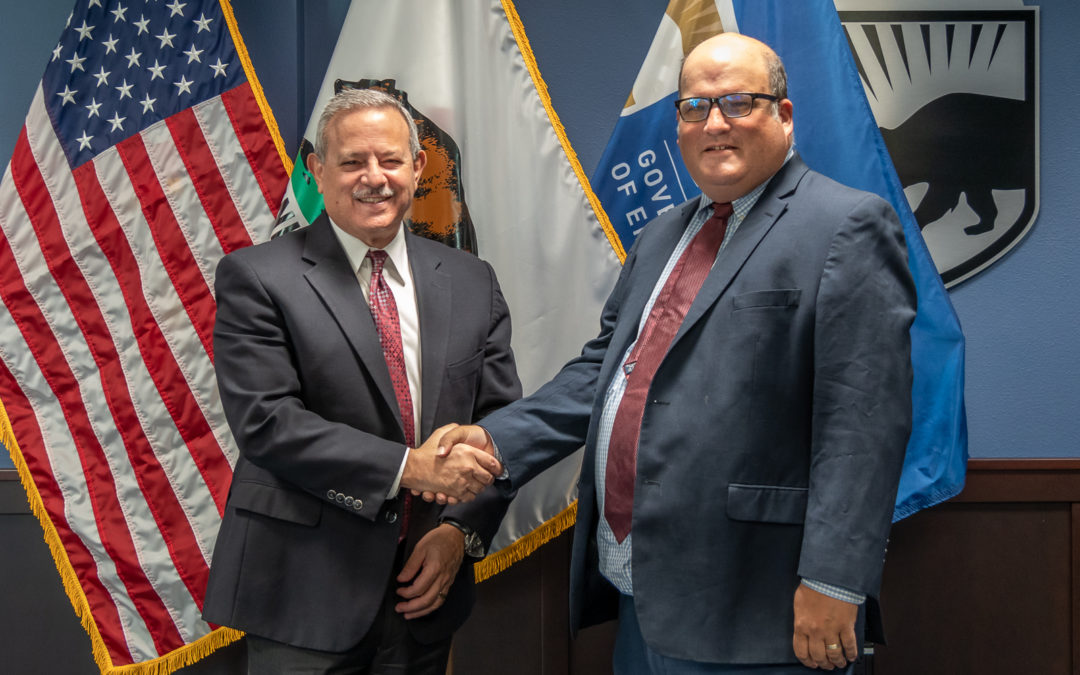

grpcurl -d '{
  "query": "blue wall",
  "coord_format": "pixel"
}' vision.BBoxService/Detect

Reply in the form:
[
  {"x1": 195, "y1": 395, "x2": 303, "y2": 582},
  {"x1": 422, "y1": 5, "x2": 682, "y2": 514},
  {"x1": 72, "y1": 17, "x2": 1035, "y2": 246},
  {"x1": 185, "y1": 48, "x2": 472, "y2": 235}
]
[{"x1": 1, "y1": 0, "x2": 1077, "y2": 465}]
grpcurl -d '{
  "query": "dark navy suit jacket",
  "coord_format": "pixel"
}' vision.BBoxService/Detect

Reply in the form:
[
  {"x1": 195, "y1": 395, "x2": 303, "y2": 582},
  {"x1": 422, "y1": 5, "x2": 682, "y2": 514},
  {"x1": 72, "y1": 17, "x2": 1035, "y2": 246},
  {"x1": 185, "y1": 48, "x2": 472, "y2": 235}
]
[
  {"x1": 480, "y1": 156, "x2": 916, "y2": 664},
  {"x1": 202, "y1": 215, "x2": 521, "y2": 651}
]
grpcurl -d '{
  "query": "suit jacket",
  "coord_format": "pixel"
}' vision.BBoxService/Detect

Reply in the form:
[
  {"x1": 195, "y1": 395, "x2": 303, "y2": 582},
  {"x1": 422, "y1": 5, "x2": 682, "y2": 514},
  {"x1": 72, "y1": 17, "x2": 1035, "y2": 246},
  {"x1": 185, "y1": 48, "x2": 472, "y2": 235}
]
[
  {"x1": 202, "y1": 214, "x2": 521, "y2": 652},
  {"x1": 480, "y1": 156, "x2": 916, "y2": 664}
]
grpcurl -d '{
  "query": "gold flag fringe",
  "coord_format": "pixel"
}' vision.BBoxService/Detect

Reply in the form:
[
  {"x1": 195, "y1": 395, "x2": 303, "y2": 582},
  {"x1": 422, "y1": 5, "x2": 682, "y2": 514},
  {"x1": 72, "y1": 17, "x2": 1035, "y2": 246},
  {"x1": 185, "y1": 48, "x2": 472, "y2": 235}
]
[
  {"x1": 104, "y1": 628, "x2": 245, "y2": 675},
  {"x1": 220, "y1": 0, "x2": 293, "y2": 174},
  {"x1": 473, "y1": 501, "x2": 578, "y2": 583},
  {"x1": 501, "y1": 0, "x2": 627, "y2": 264}
]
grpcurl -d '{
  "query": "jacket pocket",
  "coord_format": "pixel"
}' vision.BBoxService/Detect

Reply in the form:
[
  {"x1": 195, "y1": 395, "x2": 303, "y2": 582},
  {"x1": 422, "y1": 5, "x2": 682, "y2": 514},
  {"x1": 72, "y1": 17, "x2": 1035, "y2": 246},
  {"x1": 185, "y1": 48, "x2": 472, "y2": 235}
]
[
  {"x1": 732, "y1": 289, "x2": 801, "y2": 311},
  {"x1": 230, "y1": 480, "x2": 321, "y2": 526},
  {"x1": 726, "y1": 483, "x2": 808, "y2": 524},
  {"x1": 446, "y1": 349, "x2": 484, "y2": 381}
]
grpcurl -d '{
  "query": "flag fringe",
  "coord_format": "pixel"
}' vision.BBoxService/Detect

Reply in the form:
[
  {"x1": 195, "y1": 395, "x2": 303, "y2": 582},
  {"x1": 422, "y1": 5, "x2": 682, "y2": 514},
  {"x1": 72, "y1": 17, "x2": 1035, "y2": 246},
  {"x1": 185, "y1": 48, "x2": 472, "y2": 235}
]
[
  {"x1": 500, "y1": 0, "x2": 627, "y2": 263},
  {"x1": 473, "y1": 500, "x2": 577, "y2": 583},
  {"x1": 103, "y1": 628, "x2": 245, "y2": 675},
  {"x1": 219, "y1": 0, "x2": 293, "y2": 174}
]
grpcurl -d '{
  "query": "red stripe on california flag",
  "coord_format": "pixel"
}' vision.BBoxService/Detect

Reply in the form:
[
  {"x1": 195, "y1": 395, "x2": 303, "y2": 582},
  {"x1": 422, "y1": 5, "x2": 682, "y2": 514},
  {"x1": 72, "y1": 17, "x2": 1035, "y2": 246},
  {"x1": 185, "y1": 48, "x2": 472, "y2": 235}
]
[
  {"x1": 10, "y1": 130, "x2": 212, "y2": 617},
  {"x1": 221, "y1": 84, "x2": 288, "y2": 217},
  {"x1": 165, "y1": 107, "x2": 254, "y2": 256},
  {"x1": 0, "y1": 356, "x2": 132, "y2": 661},
  {"x1": 0, "y1": 240, "x2": 183, "y2": 654},
  {"x1": 72, "y1": 162, "x2": 231, "y2": 515},
  {"x1": 115, "y1": 134, "x2": 215, "y2": 356}
]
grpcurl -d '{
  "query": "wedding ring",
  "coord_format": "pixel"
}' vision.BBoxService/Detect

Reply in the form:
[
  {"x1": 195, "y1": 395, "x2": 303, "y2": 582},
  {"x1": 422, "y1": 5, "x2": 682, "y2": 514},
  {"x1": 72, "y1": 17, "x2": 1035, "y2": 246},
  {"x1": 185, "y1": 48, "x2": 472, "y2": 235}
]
[{"x1": 825, "y1": 643, "x2": 841, "y2": 651}]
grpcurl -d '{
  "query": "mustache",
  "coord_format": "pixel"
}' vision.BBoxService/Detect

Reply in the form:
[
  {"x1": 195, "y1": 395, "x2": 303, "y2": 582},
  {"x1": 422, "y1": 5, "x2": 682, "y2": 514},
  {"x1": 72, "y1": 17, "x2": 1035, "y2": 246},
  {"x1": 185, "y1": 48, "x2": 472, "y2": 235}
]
[{"x1": 352, "y1": 186, "x2": 395, "y2": 200}]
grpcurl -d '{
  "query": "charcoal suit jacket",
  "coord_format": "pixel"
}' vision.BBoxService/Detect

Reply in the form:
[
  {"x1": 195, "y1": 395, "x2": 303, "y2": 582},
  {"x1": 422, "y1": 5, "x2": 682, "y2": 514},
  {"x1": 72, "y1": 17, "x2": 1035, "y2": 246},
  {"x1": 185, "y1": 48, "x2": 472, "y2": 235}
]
[{"x1": 202, "y1": 214, "x2": 520, "y2": 651}]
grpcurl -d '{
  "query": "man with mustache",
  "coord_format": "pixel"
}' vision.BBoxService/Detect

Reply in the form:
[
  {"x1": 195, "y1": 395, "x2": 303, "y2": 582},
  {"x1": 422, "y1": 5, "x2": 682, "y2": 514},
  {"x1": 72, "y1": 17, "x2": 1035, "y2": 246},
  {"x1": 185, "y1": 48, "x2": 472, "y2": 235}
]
[
  {"x1": 202, "y1": 88, "x2": 521, "y2": 673},
  {"x1": 439, "y1": 33, "x2": 915, "y2": 673}
]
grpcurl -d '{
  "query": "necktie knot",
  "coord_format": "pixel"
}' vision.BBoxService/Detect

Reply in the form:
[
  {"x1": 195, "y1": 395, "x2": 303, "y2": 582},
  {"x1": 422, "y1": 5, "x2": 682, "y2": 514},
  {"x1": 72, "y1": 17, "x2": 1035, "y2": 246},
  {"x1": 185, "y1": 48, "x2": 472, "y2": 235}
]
[
  {"x1": 366, "y1": 249, "x2": 388, "y2": 276},
  {"x1": 712, "y1": 201, "x2": 734, "y2": 221}
]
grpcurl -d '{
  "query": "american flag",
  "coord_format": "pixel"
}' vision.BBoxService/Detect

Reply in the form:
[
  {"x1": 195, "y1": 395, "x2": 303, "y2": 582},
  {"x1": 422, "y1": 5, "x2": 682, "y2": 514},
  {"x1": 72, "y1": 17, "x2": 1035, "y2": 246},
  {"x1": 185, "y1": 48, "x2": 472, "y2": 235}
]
[{"x1": 0, "y1": 0, "x2": 288, "y2": 671}]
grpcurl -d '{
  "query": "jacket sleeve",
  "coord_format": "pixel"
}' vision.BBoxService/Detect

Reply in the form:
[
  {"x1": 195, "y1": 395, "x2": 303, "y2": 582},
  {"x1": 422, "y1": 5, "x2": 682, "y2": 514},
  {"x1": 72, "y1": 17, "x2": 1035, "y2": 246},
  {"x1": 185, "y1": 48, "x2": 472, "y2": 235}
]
[{"x1": 797, "y1": 194, "x2": 917, "y2": 596}]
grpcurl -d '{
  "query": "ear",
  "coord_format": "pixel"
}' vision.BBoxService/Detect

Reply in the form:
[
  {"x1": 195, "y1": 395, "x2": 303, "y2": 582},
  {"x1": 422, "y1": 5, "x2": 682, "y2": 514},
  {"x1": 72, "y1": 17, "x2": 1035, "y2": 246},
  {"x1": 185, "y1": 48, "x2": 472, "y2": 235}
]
[
  {"x1": 412, "y1": 149, "x2": 428, "y2": 187},
  {"x1": 779, "y1": 98, "x2": 794, "y2": 138},
  {"x1": 305, "y1": 151, "x2": 325, "y2": 194}
]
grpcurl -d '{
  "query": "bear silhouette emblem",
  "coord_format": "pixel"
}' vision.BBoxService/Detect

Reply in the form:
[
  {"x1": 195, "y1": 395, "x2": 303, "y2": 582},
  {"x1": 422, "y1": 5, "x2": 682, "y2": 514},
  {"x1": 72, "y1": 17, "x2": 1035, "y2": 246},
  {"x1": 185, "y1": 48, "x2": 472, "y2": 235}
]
[{"x1": 880, "y1": 93, "x2": 1033, "y2": 236}]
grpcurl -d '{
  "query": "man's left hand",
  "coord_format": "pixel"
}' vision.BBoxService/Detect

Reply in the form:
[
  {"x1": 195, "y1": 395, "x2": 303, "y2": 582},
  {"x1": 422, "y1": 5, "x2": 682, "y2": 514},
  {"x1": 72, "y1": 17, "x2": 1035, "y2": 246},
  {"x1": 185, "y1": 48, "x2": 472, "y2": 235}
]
[
  {"x1": 792, "y1": 583, "x2": 859, "y2": 670},
  {"x1": 394, "y1": 524, "x2": 466, "y2": 620}
]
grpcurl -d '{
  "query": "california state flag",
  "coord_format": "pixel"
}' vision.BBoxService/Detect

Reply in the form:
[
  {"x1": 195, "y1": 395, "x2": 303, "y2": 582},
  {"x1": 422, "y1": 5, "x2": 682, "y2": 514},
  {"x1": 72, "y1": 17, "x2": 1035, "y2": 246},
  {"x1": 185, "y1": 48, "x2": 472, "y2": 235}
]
[{"x1": 272, "y1": 0, "x2": 623, "y2": 577}]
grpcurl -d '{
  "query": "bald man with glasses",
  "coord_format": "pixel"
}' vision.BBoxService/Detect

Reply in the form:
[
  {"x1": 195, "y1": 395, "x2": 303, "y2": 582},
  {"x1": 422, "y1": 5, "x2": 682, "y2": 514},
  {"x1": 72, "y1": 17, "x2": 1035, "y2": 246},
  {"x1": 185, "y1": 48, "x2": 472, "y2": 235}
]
[{"x1": 440, "y1": 33, "x2": 915, "y2": 673}]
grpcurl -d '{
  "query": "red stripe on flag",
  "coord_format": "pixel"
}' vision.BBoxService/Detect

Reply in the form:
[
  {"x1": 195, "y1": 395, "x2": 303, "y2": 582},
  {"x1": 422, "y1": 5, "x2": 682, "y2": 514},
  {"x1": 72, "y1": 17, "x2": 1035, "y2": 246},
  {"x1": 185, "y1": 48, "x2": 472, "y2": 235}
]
[
  {"x1": 221, "y1": 84, "x2": 289, "y2": 219},
  {"x1": 0, "y1": 357, "x2": 132, "y2": 662},
  {"x1": 165, "y1": 108, "x2": 254, "y2": 256},
  {"x1": 10, "y1": 129, "x2": 209, "y2": 635},
  {"x1": 115, "y1": 135, "x2": 216, "y2": 356},
  {"x1": 0, "y1": 245, "x2": 182, "y2": 656},
  {"x1": 73, "y1": 161, "x2": 231, "y2": 515}
]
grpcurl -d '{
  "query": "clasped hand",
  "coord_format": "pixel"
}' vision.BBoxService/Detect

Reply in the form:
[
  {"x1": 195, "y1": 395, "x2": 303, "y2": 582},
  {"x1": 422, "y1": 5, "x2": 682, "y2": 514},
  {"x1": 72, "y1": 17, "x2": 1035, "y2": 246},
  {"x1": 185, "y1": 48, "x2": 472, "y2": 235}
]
[{"x1": 400, "y1": 424, "x2": 501, "y2": 504}]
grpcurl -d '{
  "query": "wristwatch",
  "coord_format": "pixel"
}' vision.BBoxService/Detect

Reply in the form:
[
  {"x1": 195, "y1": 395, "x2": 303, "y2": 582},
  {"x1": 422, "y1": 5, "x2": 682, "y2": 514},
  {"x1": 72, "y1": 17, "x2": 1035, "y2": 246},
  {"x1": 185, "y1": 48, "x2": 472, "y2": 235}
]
[{"x1": 440, "y1": 518, "x2": 485, "y2": 558}]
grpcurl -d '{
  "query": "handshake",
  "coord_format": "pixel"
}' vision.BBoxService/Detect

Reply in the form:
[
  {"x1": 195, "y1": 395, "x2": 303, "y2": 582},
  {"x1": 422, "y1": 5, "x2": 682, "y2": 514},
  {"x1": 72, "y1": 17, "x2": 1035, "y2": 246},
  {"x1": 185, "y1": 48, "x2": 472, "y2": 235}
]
[{"x1": 400, "y1": 424, "x2": 499, "y2": 504}]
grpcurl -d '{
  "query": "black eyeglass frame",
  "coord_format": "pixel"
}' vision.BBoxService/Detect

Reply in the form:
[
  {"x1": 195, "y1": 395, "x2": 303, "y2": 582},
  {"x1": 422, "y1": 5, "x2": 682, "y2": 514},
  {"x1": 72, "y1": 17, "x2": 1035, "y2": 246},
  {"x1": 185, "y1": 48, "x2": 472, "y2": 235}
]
[{"x1": 674, "y1": 93, "x2": 780, "y2": 121}]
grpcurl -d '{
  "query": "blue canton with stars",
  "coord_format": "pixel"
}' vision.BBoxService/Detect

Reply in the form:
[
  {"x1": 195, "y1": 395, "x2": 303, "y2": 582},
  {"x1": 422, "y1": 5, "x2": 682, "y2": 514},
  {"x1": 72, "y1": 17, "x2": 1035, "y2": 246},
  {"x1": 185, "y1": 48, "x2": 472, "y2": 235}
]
[{"x1": 42, "y1": 0, "x2": 244, "y2": 169}]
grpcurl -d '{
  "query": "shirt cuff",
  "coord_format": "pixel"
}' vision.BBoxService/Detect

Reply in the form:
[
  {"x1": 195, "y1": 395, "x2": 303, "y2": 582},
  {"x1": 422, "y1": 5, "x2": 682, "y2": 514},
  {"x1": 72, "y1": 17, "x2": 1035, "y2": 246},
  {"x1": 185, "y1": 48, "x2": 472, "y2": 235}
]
[
  {"x1": 801, "y1": 578, "x2": 866, "y2": 605},
  {"x1": 387, "y1": 447, "x2": 409, "y2": 498},
  {"x1": 488, "y1": 434, "x2": 510, "y2": 481}
]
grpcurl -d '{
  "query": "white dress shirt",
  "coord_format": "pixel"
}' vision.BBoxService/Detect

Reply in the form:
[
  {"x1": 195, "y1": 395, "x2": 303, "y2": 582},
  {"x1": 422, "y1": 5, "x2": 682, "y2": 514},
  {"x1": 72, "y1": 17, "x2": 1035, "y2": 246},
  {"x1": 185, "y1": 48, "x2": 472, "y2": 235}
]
[{"x1": 329, "y1": 221, "x2": 421, "y2": 497}]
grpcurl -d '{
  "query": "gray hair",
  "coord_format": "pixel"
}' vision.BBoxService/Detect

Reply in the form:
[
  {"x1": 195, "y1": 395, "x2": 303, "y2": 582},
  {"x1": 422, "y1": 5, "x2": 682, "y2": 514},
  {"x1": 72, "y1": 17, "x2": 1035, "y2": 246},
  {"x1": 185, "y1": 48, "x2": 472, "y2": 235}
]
[
  {"x1": 312, "y1": 88, "x2": 421, "y2": 160},
  {"x1": 763, "y1": 47, "x2": 788, "y2": 101}
]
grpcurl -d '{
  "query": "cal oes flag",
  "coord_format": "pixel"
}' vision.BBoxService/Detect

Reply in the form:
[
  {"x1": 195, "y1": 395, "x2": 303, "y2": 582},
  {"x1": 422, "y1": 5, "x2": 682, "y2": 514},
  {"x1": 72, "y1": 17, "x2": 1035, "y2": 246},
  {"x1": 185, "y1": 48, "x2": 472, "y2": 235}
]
[
  {"x1": 592, "y1": 0, "x2": 968, "y2": 520},
  {"x1": 0, "y1": 0, "x2": 288, "y2": 671}
]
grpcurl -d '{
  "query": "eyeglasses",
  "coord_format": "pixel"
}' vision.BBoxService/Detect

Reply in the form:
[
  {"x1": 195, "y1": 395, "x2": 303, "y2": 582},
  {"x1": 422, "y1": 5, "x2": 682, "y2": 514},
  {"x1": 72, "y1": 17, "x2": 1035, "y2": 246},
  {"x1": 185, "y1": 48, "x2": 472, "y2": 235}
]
[{"x1": 674, "y1": 93, "x2": 779, "y2": 122}]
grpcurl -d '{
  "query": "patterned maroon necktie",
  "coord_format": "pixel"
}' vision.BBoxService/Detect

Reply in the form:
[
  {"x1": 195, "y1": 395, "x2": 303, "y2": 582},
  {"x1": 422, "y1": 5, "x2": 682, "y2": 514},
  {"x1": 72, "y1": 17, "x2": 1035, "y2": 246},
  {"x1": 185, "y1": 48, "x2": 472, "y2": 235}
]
[
  {"x1": 366, "y1": 250, "x2": 414, "y2": 537},
  {"x1": 604, "y1": 202, "x2": 733, "y2": 542}
]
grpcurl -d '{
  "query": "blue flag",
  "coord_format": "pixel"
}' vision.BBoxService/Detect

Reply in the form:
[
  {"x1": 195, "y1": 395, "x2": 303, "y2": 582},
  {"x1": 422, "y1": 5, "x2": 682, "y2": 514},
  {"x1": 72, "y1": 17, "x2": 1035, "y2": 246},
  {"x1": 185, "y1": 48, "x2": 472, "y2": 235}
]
[{"x1": 590, "y1": 0, "x2": 967, "y2": 521}]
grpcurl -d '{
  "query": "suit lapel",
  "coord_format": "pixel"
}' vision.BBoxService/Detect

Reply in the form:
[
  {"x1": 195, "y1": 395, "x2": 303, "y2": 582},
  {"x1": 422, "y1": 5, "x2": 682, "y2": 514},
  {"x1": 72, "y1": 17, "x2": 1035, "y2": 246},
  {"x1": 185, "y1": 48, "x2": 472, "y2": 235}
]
[
  {"x1": 409, "y1": 235, "x2": 452, "y2": 440},
  {"x1": 301, "y1": 216, "x2": 399, "y2": 420},
  {"x1": 674, "y1": 157, "x2": 810, "y2": 344}
]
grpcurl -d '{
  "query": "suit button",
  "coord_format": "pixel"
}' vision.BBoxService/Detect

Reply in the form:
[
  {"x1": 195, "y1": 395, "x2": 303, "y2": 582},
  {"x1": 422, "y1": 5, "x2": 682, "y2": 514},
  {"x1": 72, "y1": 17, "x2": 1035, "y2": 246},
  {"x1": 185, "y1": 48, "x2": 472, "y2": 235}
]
[
  {"x1": 327, "y1": 489, "x2": 337, "y2": 500},
  {"x1": 336, "y1": 493, "x2": 346, "y2": 503},
  {"x1": 385, "y1": 511, "x2": 398, "y2": 523},
  {"x1": 345, "y1": 496, "x2": 354, "y2": 506},
  {"x1": 353, "y1": 500, "x2": 363, "y2": 511}
]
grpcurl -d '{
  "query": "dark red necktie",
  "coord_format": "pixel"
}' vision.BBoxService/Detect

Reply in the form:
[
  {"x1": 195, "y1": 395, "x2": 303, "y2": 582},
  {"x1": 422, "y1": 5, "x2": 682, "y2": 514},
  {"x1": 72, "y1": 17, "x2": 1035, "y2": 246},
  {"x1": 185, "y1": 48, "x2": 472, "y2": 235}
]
[
  {"x1": 604, "y1": 202, "x2": 733, "y2": 542},
  {"x1": 367, "y1": 250, "x2": 414, "y2": 537}
]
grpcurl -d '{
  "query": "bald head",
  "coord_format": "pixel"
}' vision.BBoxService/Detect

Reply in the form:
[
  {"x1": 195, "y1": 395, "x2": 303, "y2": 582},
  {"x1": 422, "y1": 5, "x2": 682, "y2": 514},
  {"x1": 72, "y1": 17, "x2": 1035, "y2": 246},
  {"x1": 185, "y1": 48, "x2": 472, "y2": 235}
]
[{"x1": 679, "y1": 33, "x2": 787, "y2": 101}]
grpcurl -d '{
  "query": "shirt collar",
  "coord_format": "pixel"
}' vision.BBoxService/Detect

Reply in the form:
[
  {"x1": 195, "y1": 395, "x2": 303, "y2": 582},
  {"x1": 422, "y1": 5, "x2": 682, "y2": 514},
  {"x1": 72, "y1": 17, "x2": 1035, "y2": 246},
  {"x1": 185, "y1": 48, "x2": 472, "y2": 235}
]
[{"x1": 328, "y1": 219, "x2": 409, "y2": 282}]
